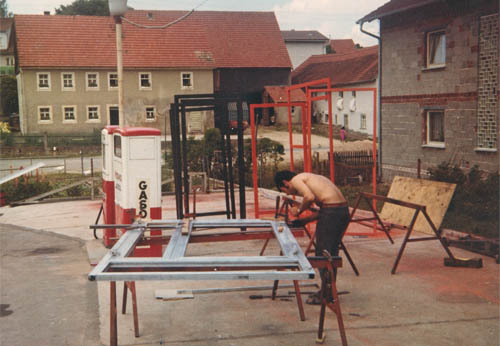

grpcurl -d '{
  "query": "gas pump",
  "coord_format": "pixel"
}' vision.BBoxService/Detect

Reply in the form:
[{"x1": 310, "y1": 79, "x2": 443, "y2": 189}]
[
  {"x1": 101, "y1": 125, "x2": 118, "y2": 247},
  {"x1": 112, "y1": 127, "x2": 162, "y2": 256}
]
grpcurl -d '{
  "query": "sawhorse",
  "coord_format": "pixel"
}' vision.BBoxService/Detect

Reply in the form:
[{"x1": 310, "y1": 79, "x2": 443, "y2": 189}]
[
  {"x1": 350, "y1": 192, "x2": 459, "y2": 274},
  {"x1": 271, "y1": 251, "x2": 348, "y2": 345}
]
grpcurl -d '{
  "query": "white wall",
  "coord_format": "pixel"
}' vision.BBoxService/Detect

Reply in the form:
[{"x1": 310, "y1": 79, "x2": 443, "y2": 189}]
[
  {"x1": 312, "y1": 80, "x2": 377, "y2": 136},
  {"x1": 286, "y1": 42, "x2": 327, "y2": 69}
]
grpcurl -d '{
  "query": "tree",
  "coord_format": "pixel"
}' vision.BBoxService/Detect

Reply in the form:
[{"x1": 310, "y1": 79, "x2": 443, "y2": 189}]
[
  {"x1": 55, "y1": 0, "x2": 109, "y2": 16},
  {"x1": 0, "y1": 75, "x2": 18, "y2": 116},
  {"x1": 0, "y1": 0, "x2": 12, "y2": 18}
]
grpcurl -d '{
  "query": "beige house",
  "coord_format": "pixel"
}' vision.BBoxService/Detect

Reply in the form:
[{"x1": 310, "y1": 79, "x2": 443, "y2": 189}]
[{"x1": 14, "y1": 11, "x2": 292, "y2": 135}]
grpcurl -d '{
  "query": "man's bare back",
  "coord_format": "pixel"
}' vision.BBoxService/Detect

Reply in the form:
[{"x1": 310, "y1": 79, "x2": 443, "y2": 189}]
[{"x1": 290, "y1": 173, "x2": 346, "y2": 205}]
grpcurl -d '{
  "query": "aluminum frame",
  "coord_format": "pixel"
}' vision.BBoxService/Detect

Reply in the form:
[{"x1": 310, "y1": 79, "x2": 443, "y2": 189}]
[{"x1": 89, "y1": 219, "x2": 315, "y2": 281}]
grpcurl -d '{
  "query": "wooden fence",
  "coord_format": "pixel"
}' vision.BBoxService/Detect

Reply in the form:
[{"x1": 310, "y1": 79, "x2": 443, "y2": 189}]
[{"x1": 313, "y1": 150, "x2": 377, "y2": 185}]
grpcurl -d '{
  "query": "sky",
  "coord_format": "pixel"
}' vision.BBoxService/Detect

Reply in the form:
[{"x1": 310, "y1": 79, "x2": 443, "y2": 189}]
[{"x1": 7, "y1": 0, "x2": 388, "y2": 47}]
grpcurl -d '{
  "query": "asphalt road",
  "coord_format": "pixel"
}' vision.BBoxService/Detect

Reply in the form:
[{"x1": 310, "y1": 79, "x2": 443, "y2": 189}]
[{"x1": 0, "y1": 223, "x2": 101, "y2": 346}]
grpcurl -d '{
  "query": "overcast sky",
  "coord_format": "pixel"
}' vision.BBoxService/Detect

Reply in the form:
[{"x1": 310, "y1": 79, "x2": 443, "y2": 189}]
[{"x1": 8, "y1": 0, "x2": 387, "y2": 47}]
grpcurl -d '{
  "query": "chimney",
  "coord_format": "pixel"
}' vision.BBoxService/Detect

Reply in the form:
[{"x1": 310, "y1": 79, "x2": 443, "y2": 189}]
[{"x1": 44, "y1": 11, "x2": 50, "y2": 15}]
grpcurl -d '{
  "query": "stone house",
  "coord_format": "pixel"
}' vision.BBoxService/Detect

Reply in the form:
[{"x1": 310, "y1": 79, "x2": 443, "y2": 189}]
[
  {"x1": 281, "y1": 30, "x2": 329, "y2": 69},
  {"x1": 14, "y1": 11, "x2": 292, "y2": 135},
  {"x1": 358, "y1": 0, "x2": 499, "y2": 178},
  {"x1": 292, "y1": 46, "x2": 378, "y2": 136}
]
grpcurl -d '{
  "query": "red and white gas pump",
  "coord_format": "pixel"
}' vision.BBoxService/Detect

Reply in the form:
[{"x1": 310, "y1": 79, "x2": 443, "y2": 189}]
[
  {"x1": 112, "y1": 127, "x2": 162, "y2": 256},
  {"x1": 102, "y1": 125, "x2": 118, "y2": 247}
]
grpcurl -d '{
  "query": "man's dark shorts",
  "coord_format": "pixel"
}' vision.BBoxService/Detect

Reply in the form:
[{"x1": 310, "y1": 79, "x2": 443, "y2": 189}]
[{"x1": 315, "y1": 206, "x2": 350, "y2": 257}]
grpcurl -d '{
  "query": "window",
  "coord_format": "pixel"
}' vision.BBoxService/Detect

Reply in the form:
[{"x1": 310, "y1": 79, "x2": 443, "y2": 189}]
[
  {"x1": 425, "y1": 110, "x2": 445, "y2": 146},
  {"x1": 87, "y1": 105, "x2": 100, "y2": 122},
  {"x1": 114, "y1": 136, "x2": 122, "y2": 158},
  {"x1": 63, "y1": 106, "x2": 77, "y2": 123},
  {"x1": 352, "y1": 91, "x2": 356, "y2": 97},
  {"x1": 334, "y1": 114, "x2": 338, "y2": 124},
  {"x1": 108, "y1": 72, "x2": 118, "y2": 89},
  {"x1": 6, "y1": 57, "x2": 14, "y2": 66},
  {"x1": 139, "y1": 72, "x2": 152, "y2": 89},
  {"x1": 181, "y1": 72, "x2": 193, "y2": 90},
  {"x1": 360, "y1": 114, "x2": 367, "y2": 129},
  {"x1": 145, "y1": 106, "x2": 155, "y2": 121},
  {"x1": 338, "y1": 91, "x2": 344, "y2": 98},
  {"x1": 427, "y1": 30, "x2": 446, "y2": 68},
  {"x1": 343, "y1": 114, "x2": 349, "y2": 128},
  {"x1": 61, "y1": 72, "x2": 75, "y2": 91},
  {"x1": 37, "y1": 72, "x2": 51, "y2": 91},
  {"x1": 38, "y1": 106, "x2": 52, "y2": 123},
  {"x1": 86, "y1": 72, "x2": 99, "y2": 90}
]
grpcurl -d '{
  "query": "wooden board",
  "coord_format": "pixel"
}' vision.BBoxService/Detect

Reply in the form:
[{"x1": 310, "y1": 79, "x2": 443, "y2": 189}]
[{"x1": 379, "y1": 176, "x2": 456, "y2": 235}]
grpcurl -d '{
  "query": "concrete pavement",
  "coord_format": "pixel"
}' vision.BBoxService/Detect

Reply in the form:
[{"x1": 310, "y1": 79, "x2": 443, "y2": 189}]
[{"x1": 0, "y1": 192, "x2": 498, "y2": 346}]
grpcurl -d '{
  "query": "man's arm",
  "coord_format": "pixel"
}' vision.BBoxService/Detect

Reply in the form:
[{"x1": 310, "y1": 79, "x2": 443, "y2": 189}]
[{"x1": 289, "y1": 178, "x2": 315, "y2": 216}]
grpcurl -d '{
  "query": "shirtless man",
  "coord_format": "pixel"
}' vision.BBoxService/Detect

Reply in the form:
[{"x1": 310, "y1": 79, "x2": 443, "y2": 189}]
[{"x1": 275, "y1": 170, "x2": 350, "y2": 304}]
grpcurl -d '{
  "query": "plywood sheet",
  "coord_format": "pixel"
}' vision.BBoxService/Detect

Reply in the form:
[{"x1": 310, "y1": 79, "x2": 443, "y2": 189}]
[{"x1": 379, "y1": 176, "x2": 456, "y2": 235}]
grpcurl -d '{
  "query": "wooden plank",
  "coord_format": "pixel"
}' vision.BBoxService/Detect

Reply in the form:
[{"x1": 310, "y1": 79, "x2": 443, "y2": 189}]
[{"x1": 379, "y1": 176, "x2": 456, "y2": 235}]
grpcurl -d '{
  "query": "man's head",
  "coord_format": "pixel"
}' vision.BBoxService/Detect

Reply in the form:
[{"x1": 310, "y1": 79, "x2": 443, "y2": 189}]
[{"x1": 275, "y1": 170, "x2": 297, "y2": 193}]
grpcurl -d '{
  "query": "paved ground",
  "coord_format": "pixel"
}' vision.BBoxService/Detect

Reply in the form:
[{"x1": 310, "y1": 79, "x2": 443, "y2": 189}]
[
  {"x1": 0, "y1": 223, "x2": 100, "y2": 346},
  {"x1": 0, "y1": 193, "x2": 498, "y2": 346}
]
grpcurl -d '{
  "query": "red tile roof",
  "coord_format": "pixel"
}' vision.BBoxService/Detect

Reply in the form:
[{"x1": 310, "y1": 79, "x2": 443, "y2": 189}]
[
  {"x1": 358, "y1": 0, "x2": 439, "y2": 23},
  {"x1": 14, "y1": 11, "x2": 291, "y2": 69},
  {"x1": 292, "y1": 46, "x2": 378, "y2": 87},
  {"x1": 263, "y1": 85, "x2": 306, "y2": 103},
  {"x1": 329, "y1": 39, "x2": 356, "y2": 54}
]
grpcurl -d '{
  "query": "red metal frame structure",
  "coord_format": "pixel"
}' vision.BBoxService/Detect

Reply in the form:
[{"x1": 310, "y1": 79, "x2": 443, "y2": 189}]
[
  {"x1": 308, "y1": 87, "x2": 379, "y2": 236},
  {"x1": 250, "y1": 102, "x2": 306, "y2": 218},
  {"x1": 286, "y1": 78, "x2": 332, "y2": 174}
]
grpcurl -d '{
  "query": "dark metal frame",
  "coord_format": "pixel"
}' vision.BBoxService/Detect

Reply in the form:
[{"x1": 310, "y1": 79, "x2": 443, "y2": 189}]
[{"x1": 169, "y1": 93, "x2": 248, "y2": 219}]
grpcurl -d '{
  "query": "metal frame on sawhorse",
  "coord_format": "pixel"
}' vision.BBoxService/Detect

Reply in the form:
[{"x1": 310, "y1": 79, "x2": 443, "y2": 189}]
[
  {"x1": 350, "y1": 192, "x2": 458, "y2": 274},
  {"x1": 90, "y1": 219, "x2": 348, "y2": 346},
  {"x1": 266, "y1": 193, "x2": 360, "y2": 276}
]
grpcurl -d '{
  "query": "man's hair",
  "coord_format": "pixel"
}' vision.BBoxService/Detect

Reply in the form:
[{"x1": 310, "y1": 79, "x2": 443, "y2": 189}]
[{"x1": 274, "y1": 170, "x2": 297, "y2": 190}]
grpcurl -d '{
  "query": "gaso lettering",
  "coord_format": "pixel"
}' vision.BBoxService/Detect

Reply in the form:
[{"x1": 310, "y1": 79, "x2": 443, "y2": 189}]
[{"x1": 138, "y1": 180, "x2": 148, "y2": 218}]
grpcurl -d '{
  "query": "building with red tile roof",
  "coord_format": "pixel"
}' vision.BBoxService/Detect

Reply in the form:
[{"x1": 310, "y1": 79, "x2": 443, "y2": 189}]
[
  {"x1": 291, "y1": 46, "x2": 379, "y2": 135},
  {"x1": 262, "y1": 85, "x2": 306, "y2": 125},
  {"x1": 13, "y1": 10, "x2": 292, "y2": 135}
]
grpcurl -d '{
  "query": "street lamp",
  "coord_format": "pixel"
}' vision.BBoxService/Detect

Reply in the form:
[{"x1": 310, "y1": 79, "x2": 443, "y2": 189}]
[{"x1": 109, "y1": 0, "x2": 128, "y2": 127}]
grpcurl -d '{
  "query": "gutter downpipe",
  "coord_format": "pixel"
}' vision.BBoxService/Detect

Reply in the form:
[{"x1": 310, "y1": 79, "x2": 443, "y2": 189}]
[{"x1": 359, "y1": 21, "x2": 382, "y2": 180}]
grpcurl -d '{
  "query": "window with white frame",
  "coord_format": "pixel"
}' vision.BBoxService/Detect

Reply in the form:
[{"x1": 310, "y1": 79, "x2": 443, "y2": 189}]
[
  {"x1": 87, "y1": 105, "x2": 100, "y2": 122},
  {"x1": 37, "y1": 72, "x2": 51, "y2": 91},
  {"x1": 63, "y1": 106, "x2": 77, "y2": 123},
  {"x1": 108, "y1": 72, "x2": 118, "y2": 89},
  {"x1": 145, "y1": 106, "x2": 155, "y2": 121},
  {"x1": 343, "y1": 114, "x2": 349, "y2": 128},
  {"x1": 334, "y1": 114, "x2": 338, "y2": 124},
  {"x1": 181, "y1": 72, "x2": 193, "y2": 90},
  {"x1": 61, "y1": 72, "x2": 75, "y2": 91},
  {"x1": 6, "y1": 57, "x2": 14, "y2": 66},
  {"x1": 38, "y1": 106, "x2": 52, "y2": 123},
  {"x1": 360, "y1": 114, "x2": 367, "y2": 129},
  {"x1": 427, "y1": 30, "x2": 446, "y2": 68},
  {"x1": 139, "y1": 72, "x2": 152, "y2": 89},
  {"x1": 425, "y1": 110, "x2": 445, "y2": 146},
  {"x1": 86, "y1": 72, "x2": 99, "y2": 90}
]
